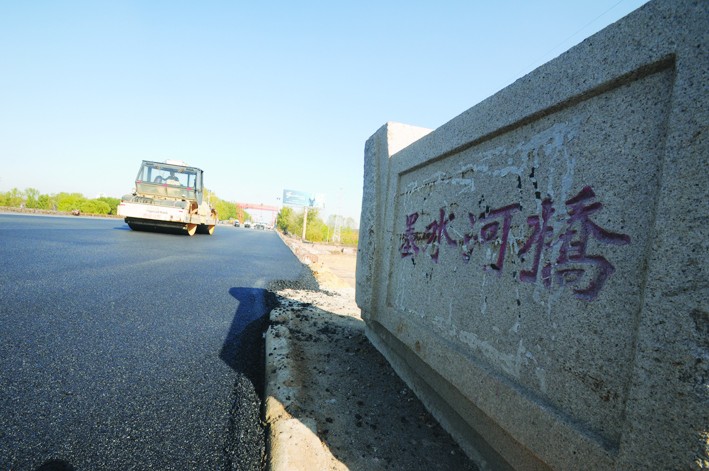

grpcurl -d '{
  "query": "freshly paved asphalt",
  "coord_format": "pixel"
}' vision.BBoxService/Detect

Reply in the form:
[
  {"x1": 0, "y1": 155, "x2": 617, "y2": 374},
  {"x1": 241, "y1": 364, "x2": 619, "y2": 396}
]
[{"x1": 0, "y1": 214, "x2": 309, "y2": 470}]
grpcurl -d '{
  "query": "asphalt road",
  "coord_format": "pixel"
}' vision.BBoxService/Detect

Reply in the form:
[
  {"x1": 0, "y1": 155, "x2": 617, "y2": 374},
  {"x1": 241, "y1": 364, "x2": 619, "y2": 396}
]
[{"x1": 0, "y1": 214, "x2": 310, "y2": 470}]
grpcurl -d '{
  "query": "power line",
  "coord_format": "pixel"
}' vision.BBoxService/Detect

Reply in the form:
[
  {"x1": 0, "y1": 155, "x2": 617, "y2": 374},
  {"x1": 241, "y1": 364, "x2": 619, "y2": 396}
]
[{"x1": 510, "y1": 0, "x2": 632, "y2": 82}]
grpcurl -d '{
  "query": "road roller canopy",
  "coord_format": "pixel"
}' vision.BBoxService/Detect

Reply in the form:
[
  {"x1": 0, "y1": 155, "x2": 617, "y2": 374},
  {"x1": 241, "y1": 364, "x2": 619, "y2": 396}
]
[{"x1": 134, "y1": 160, "x2": 204, "y2": 201}]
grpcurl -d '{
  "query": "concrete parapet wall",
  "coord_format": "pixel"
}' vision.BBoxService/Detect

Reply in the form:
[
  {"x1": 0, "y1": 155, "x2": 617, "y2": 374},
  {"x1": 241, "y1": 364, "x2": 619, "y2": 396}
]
[{"x1": 355, "y1": 1, "x2": 708, "y2": 469}]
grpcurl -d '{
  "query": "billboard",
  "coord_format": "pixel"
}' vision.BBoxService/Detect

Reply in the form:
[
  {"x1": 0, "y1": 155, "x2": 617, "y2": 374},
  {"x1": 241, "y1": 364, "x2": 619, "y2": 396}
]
[{"x1": 282, "y1": 189, "x2": 324, "y2": 208}]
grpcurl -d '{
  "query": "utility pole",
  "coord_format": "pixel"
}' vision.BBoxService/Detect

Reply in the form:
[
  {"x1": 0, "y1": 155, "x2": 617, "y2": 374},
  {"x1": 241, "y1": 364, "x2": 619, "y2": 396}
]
[
  {"x1": 333, "y1": 215, "x2": 342, "y2": 244},
  {"x1": 333, "y1": 187, "x2": 343, "y2": 244},
  {"x1": 301, "y1": 206, "x2": 308, "y2": 241}
]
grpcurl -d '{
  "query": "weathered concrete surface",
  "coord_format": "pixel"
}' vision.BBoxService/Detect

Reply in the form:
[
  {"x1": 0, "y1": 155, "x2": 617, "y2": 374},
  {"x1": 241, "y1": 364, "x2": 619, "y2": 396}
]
[{"x1": 356, "y1": 1, "x2": 708, "y2": 470}]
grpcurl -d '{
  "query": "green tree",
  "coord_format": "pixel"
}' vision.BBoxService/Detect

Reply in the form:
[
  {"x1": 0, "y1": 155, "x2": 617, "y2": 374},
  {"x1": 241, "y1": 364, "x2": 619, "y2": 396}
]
[
  {"x1": 204, "y1": 189, "x2": 243, "y2": 221},
  {"x1": 25, "y1": 188, "x2": 41, "y2": 208},
  {"x1": 96, "y1": 196, "x2": 120, "y2": 215},
  {"x1": 324, "y1": 214, "x2": 359, "y2": 246},
  {"x1": 213, "y1": 198, "x2": 236, "y2": 220},
  {"x1": 80, "y1": 199, "x2": 111, "y2": 215},
  {"x1": 278, "y1": 207, "x2": 357, "y2": 244},
  {"x1": 36, "y1": 194, "x2": 52, "y2": 210},
  {"x1": 304, "y1": 208, "x2": 328, "y2": 242},
  {"x1": 285, "y1": 208, "x2": 326, "y2": 242},
  {"x1": 339, "y1": 228, "x2": 359, "y2": 246},
  {"x1": 276, "y1": 206, "x2": 295, "y2": 232},
  {"x1": 1, "y1": 188, "x2": 24, "y2": 207},
  {"x1": 56, "y1": 193, "x2": 87, "y2": 212}
]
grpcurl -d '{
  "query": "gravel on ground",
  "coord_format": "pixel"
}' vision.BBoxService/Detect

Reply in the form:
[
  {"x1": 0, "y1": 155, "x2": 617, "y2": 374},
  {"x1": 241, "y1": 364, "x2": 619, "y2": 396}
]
[{"x1": 264, "y1": 235, "x2": 478, "y2": 470}]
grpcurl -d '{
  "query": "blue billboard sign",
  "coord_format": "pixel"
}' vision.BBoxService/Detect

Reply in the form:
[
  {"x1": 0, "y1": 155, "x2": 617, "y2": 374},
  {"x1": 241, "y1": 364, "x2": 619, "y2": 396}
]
[{"x1": 283, "y1": 189, "x2": 315, "y2": 207}]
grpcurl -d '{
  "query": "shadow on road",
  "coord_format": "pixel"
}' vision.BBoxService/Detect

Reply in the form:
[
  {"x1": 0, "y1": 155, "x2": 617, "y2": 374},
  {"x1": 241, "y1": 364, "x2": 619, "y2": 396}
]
[
  {"x1": 34, "y1": 459, "x2": 75, "y2": 471},
  {"x1": 220, "y1": 287, "x2": 276, "y2": 395},
  {"x1": 219, "y1": 287, "x2": 278, "y2": 470}
]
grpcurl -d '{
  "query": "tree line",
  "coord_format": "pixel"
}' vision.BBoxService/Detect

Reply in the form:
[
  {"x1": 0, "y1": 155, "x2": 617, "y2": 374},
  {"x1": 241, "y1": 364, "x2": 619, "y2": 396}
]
[
  {"x1": 0, "y1": 188, "x2": 121, "y2": 215},
  {"x1": 0, "y1": 187, "x2": 250, "y2": 220},
  {"x1": 207, "y1": 191, "x2": 248, "y2": 221},
  {"x1": 275, "y1": 206, "x2": 358, "y2": 246}
]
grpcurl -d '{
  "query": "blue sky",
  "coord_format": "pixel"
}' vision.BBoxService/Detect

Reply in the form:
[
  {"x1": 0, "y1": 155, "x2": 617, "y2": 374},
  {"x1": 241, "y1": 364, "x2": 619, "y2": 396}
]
[{"x1": 0, "y1": 0, "x2": 649, "y2": 225}]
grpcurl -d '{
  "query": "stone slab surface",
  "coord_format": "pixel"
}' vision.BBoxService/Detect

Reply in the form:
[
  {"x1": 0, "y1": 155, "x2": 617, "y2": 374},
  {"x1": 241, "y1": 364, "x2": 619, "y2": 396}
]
[{"x1": 356, "y1": 1, "x2": 708, "y2": 469}]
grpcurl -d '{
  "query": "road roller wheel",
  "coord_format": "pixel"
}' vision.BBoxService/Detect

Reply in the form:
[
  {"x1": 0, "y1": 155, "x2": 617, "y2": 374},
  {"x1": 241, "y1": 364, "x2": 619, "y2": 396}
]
[{"x1": 196, "y1": 224, "x2": 216, "y2": 235}]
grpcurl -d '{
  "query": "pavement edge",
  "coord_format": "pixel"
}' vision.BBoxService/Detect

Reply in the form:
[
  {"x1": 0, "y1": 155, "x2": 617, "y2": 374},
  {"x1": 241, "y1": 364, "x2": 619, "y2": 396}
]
[{"x1": 264, "y1": 232, "x2": 337, "y2": 471}]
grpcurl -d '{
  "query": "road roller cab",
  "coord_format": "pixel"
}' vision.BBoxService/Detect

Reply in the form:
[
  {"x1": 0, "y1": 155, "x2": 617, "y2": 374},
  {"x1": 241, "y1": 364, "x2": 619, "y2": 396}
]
[{"x1": 117, "y1": 160, "x2": 218, "y2": 236}]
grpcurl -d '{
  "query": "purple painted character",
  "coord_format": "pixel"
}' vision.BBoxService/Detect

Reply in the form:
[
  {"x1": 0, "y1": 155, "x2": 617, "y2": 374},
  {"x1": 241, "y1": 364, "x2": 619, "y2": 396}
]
[
  {"x1": 477, "y1": 204, "x2": 520, "y2": 272},
  {"x1": 399, "y1": 212, "x2": 420, "y2": 258},
  {"x1": 554, "y1": 186, "x2": 631, "y2": 300},
  {"x1": 423, "y1": 208, "x2": 457, "y2": 263},
  {"x1": 518, "y1": 198, "x2": 556, "y2": 287}
]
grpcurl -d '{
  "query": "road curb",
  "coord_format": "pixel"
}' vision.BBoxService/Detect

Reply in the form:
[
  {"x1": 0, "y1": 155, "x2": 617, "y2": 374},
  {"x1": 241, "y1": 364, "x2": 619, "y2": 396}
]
[
  {"x1": 265, "y1": 233, "x2": 351, "y2": 470},
  {"x1": 261, "y1": 273, "x2": 477, "y2": 470},
  {"x1": 264, "y1": 317, "x2": 335, "y2": 471}
]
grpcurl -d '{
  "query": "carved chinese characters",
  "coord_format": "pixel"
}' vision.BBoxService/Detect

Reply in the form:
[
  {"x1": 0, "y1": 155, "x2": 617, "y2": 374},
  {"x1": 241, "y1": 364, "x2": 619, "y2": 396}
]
[{"x1": 399, "y1": 185, "x2": 630, "y2": 301}]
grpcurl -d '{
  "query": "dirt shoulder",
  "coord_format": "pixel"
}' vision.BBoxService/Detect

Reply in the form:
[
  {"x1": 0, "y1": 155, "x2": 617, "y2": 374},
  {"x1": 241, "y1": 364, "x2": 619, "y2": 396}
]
[{"x1": 265, "y1": 234, "x2": 477, "y2": 470}]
